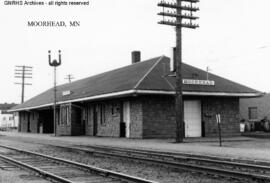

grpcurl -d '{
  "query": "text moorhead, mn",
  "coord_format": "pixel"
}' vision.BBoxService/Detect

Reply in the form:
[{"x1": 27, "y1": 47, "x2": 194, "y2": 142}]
[{"x1": 27, "y1": 21, "x2": 80, "y2": 27}]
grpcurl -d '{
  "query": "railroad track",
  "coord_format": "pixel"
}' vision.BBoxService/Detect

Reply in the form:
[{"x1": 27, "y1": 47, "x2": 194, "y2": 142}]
[
  {"x1": 0, "y1": 158, "x2": 51, "y2": 183},
  {"x1": 2, "y1": 137, "x2": 270, "y2": 182},
  {"x1": 0, "y1": 144, "x2": 157, "y2": 183},
  {"x1": 45, "y1": 144, "x2": 270, "y2": 183}
]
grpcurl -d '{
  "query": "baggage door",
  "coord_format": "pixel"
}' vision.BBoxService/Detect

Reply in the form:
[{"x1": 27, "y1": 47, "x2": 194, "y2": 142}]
[
  {"x1": 184, "y1": 100, "x2": 201, "y2": 137},
  {"x1": 123, "y1": 101, "x2": 130, "y2": 138}
]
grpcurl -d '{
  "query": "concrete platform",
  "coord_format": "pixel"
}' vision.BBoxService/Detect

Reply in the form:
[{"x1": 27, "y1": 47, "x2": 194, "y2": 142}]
[
  {"x1": 242, "y1": 131, "x2": 270, "y2": 138},
  {"x1": 1, "y1": 131, "x2": 270, "y2": 163}
]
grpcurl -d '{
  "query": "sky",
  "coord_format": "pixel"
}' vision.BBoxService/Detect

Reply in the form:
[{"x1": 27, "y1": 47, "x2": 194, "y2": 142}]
[{"x1": 0, "y1": 0, "x2": 270, "y2": 104}]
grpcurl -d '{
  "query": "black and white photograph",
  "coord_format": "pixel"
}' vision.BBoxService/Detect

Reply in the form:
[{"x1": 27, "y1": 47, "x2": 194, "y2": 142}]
[{"x1": 0, "y1": 0, "x2": 270, "y2": 182}]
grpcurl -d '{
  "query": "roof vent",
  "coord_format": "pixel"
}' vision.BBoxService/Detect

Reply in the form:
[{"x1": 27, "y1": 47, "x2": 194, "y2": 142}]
[{"x1": 131, "y1": 51, "x2": 141, "y2": 64}]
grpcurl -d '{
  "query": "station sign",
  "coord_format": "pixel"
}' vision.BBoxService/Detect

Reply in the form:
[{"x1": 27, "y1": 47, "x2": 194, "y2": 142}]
[
  {"x1": 62, "y1": 90, "x2": 71, "y2": 96},
  {"x1": 183, "y1": 79, "x2": 215, "y2": 86}
]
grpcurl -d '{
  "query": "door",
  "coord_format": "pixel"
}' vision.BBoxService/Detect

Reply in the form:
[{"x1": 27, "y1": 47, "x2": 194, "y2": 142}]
[
  {"x1": 123, "y1": 101, "x2": 130, "y2": 138},
  {"x1": 93, "y1": 105, "x2": 98, "y2": 136},
  {"x1": 184, "y1": 100, "x2": 201, "y2": 137}
]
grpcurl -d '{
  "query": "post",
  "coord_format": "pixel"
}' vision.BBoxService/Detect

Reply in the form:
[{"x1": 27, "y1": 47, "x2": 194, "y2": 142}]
[
  {"x1": 15, "y1": 65, "x2": 32, "y2": 104},
  {"x1": 175, "y1": 0, "x2": 184, "y2": 142},
  {"x1": 54, "y1": 66, "x2": 57, "y2": 136},
  {"x1": 158, "y1": 0, "x2": 199, "y2": 143},
  {"x1": 65, "y1": 74, "x2": 74, "y2": 83},
  {"x1": 49, "y1": 50, "x2": 62, "y2": 136},
  {"x1": 216, "y1": 114, "x2": 222, "y2": 147},
  {"x1": 21, "y1": 66, "x2": 25, "y2": 103}
]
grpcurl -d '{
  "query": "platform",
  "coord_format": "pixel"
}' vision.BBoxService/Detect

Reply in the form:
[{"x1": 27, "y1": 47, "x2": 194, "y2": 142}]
[
  {"x1": 1, "y1": 131, "x2": 270, "y2": 163},
  {"x1": 242, "y1": 131, "x2": 270, "y2": 138}
]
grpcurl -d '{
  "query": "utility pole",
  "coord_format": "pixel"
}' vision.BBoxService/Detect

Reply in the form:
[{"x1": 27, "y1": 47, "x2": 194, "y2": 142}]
[
  {"x1": 158, "y1": 0, "x2": 199, "y2": 143},
  {"x1": 65, "y1": 74, "x2": 74, "y2": 83},
  {"x1": 49, "y1": 50, "x2": 62, "y2": 136},
  {"x1": 14, "y1": 65, "x2": 33, "y2": 103}
]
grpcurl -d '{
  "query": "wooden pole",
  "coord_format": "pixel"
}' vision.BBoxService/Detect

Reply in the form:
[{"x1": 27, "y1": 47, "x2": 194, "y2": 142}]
[
  {"x1": 21, "y1": 66, "x2": 25, "y2": 103},
  {"x1": 175, "y1": 0, "x2": 184, "y2": 143}
]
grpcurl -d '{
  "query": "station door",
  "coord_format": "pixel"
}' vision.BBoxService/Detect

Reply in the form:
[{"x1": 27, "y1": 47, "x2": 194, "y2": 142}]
[
  {"x1": 184, "y1": 100, "x2": 202, "y2": 137},
  {"x1": 123, "y1": 101, "x2": 130, "y2": 138}
]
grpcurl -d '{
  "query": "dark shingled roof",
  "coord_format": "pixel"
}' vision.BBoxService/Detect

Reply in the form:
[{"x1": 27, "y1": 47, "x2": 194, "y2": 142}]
[
  {"x1": 168, "y1": 63, "x2": 260, "y2": 93},
  {"x1": 11, "y1": 56, "x2": 262, "y2": 111},
  {"x1": 0, "y1": 103, "x2": 17, "y2": 110}
]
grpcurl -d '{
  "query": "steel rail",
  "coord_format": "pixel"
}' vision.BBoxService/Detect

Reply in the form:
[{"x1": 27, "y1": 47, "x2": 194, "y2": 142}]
[
  {"x1": 46, "y1": 144, "x2": 270, "y2": 182},
  {"x1": 4, "y1": 137, "x2": 270, "y2": 174},
  {"x1": 87, "y1": 145, "x2": 270, "y2": 172},
  {"x1": 2, "y1": 137, "x2": 270, "y2": 182},
  {"x1": 0, "y1": 144, "x2": 158, "y2": 183},
  {"x1": 0, "y1": 154, "x2": 73, "y2": 183}
]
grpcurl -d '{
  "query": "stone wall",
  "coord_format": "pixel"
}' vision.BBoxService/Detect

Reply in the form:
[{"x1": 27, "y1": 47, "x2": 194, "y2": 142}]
[
  {"x1": 130, "y1": 99, "x2": 143, "y2": 138},
  {"x1": 142, "y1": 96, "x2": 175, "y2": 138},
  {"x1": 97, "y1": 101, "x2": 121, "y2": 137},
  {"x1": 19, "y1": 112, "x2": 29, "y2": 132},
  {"x1": 29, "y1": 112, "x2": 39, "y2": 133},
  {"x1": 19, "y1": 111, "x2": 39, "y2": 133},
  {"x1": 56, "y1": 104, "x2": 85, "y2": 136},
  {"x1": 84, "y1": 100, "x2": 121, "y2": 137},
  {"x1": 141, "y1": 96, "x2": 240, "y2": 138},
  {"x1": 202, "y1": 97, "x2": 240, "y2": 136},
  {"x1": 18, "y1": 96, "x2": 240, "y2": 138},
  {"x1": 85, "y1": 104, "x2": 94, "y2": 136},
  {"x1": 57, "y1": 104, "x2": 71, "y2": 136}
]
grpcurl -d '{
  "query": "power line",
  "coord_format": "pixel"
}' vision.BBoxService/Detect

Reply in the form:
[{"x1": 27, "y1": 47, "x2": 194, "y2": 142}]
[
  {"x1": 158, "y1": 0, "x2": 199, "y2": 143},
  {"x1": 14, "y1": 65, "x2": 33, "y2": 103},
  {"x1": 65, "y1": 74, "x2": 74, "y2": 83}
]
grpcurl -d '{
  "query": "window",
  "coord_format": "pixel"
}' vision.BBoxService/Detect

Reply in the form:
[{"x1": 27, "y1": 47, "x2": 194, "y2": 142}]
[
  {"x1": 9, "y1": 116, "x2": 14, "y2": 121},
  {"x1": 3, "y1": 117, "x2": 6, "y2": 121},
  {"x1": 248, "y1": 107, "x2": 258, "y2": 120},
  {"x1": 111, "y1": 102, "x2": 119, "y2": 116}
]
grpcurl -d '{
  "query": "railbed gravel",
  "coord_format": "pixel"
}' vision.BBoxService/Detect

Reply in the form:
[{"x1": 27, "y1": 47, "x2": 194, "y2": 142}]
[{"x1": 0, "y1": 139, "x2": 252, "y2": 183}]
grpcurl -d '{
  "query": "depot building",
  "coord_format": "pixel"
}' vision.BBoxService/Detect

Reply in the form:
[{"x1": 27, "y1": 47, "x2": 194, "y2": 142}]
[{"x1": 10, "y1": 52, "x2": 262, "y2": 138}]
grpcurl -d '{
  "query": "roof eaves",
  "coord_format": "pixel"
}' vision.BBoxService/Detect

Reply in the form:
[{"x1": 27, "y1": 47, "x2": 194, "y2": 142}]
[
  {"x1": 9, "y1": 90, "x2": 263, "y2": 112},
  {"x1": 9, "y1": 89, "x2": 137, "y2": 112},
  {"x1": 135, "y1": 90, "x2": 263, "y2": 97}
]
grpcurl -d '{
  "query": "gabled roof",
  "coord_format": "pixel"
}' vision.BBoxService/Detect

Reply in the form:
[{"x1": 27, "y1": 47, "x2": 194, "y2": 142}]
[
  {"x1": 167, "y1": 63, "x2": 261, "y2": 94},
  {"x1": 10, "y1": 56, "x2": 262, "y2": 112}
]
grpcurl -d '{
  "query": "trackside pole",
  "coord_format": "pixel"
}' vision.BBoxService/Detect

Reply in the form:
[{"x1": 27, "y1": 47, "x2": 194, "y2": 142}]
[{"x1": 216, "y1": 114, "x2": 222, "y2": 147}]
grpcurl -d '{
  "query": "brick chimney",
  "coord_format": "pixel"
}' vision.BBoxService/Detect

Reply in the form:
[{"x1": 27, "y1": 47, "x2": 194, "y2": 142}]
[{"x1": 131, "y1": 51, "x2": 141, "y2": 64}]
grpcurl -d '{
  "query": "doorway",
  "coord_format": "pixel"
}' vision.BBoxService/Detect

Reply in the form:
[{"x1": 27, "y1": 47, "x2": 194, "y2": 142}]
[
  {"x1": 184, "y1": 100, "x2": 202, "y2": 137},
  {"x1": 27, "y1": 113, "x2": 30, "y2": 132},
  {"x1": 122, "y1": 101, "x2": 130, "y2": 138},
  {"x1": 93, "y1": 105, "x2": 98, "y2": 136}
]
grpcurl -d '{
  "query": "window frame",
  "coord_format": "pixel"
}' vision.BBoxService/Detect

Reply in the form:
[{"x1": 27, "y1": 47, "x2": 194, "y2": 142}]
[{"x1": 248, "y1": 107, "x2": 258, "y2": 120}]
